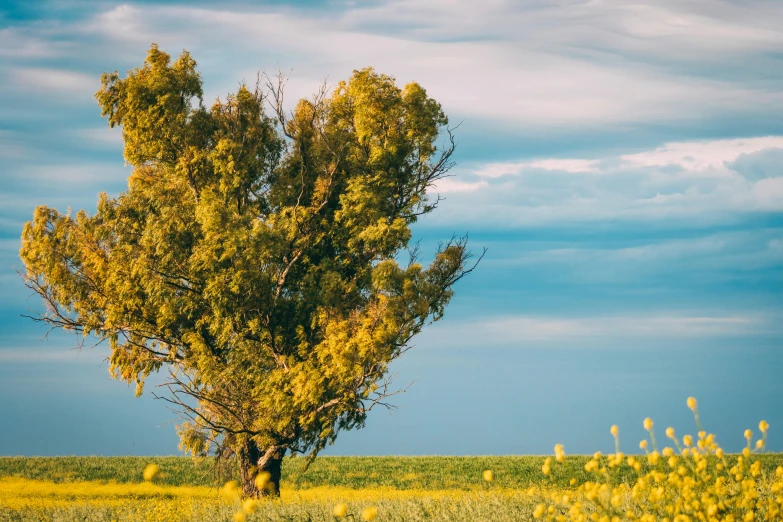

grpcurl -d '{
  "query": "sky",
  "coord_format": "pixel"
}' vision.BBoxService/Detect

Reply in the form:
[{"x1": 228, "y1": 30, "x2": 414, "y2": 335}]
[{"x1": 1, "y1": 0, "x2": 782, "y2": 457}]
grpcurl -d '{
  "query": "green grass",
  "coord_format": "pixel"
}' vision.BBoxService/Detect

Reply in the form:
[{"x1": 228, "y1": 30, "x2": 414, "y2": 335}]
[{"x1": 2, "y1": 454, "x2": 782, "y2": 490}]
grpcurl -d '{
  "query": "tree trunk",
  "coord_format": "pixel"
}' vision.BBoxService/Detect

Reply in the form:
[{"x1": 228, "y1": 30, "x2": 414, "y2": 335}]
[
  {"x1": 239, "y1": 439, "x2": 261, "y2": 498},
  {"x1": 239, "y1": 440, "x2": 285, "y2": 498}
]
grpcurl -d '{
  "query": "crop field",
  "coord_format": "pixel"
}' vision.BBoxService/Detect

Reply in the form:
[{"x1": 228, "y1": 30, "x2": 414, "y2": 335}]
[{"x1": 2, "y1": 452, "x2": 783, "y2": 521}]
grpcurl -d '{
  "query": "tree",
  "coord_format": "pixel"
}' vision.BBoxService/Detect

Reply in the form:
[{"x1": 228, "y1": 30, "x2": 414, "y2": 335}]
[{"x1": 19, "y1": 45, "x2": 481, "y2": 497}]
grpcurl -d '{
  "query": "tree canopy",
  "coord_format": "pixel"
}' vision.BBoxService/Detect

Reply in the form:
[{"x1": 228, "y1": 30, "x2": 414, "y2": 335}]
[{"x1": 20, "y1": 44, "x2": 480, "y2": 496}]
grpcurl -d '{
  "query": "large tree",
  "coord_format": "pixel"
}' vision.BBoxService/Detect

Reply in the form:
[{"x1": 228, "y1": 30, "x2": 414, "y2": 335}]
[{"x1": 20, "y1": 45, "x2": 480, "y2": 497}]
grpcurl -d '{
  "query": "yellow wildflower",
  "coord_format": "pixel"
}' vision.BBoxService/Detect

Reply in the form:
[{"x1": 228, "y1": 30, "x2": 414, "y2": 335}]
[
  {"x1": 242, "y1": 499, "x2": 258, "y2": 515},
  {"x1": 221, "y1": 480, "x2": 240, "y2": 500},
  {"x1": 255, "y1": 471, "x2": 271, "y2": 489},
  {"x1": 361, "y1": 506, "x2": 378, "y2": 521},
  {"x1": 610, "y1": 425, "x2": 619, "y2": 437},
  {"x1": 666, "y1": 427, "x2": 675, "y2": 439},
  {"x1": 534, "y1": 504, "x2": 546, "y2": 518},
  {"x1": 744, "y1": 429, "x2": 752, "y2": 440},
  {"x1": 233, "y1": 512, "x2": 246, "y2": 522},
  {"x1": 483, "y1": 470, "x2": 493, "y2": 482},
  {"x1": 333, "y1": 503, "x2": 348, "y2": 518},
  {"x1": 555, "y1": 443, "x2": 566, "y2": 462},
  {"x1": 687, "y1": 397, "x2": 697, "y2": 411},
  {"x1": 643, "y1": 418, "x2": 653, "y2": 431},
  {"x1": 760, "y1": 420, "x2": 769, "y2": 433},
  {"x1": 142, "y1": 463, "x2": 160, "y2": 482}
]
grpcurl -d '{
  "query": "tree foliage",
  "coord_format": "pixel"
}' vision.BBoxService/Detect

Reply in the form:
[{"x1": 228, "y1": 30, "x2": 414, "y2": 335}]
[{"x1": 20, "y1": 45, "x2": 480, "y2": 496}]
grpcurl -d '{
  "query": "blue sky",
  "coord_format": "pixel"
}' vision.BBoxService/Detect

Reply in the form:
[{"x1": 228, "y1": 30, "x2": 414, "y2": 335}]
[{"x1": 1, "y1": 0, "x2": 782, "y2": 457}]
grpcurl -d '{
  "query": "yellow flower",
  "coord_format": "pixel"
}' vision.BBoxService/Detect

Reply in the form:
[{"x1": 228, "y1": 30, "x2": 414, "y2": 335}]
[
  {"x1": 639, "y1": 440, "x2": 648, "y2": 450},
  {"x1": 744, "y1": 429, "x2": 753, "y2": 440},
  {"x1": 361, "y1": 506, "x2": 378, "y2": 521},
  {"x1": 687, "y1": 397, "x2": 697, "y2": 411},
  {"x1": 755, "y1": 439, "x2": 764, "y2": 449},
  {"x1": 333, "y1": 503, "x2": 348, "y2": 518},
  {"x1": 142, "y1": 463, "x2": 160, "y2": 482},
  {"x1": 242, "y1": 499, "x2": 259, "y2": 515},
  {"x1": 533, "y1": 504, "x2": 546, "y2": 518},
  {"x1": 542, "y1": 464, "x2": 551, "y2": 475},
  {"x1": 554, "y1": 443, "x2": 565, "y2": 462},
  {"x1": 643, "y1": 417, "x2": 653, "y2": 431},
  {"x1": 233, "y1": 512, "x2": 246, "y2": 522},
  {"x1": 610, "y1": 425, "x2": 619, "y2": 437},
  {"x1": 255, "y1": 471, "x2": 271, "y2": 489},
  {"x1": 483, "y1": 470, "x2": 493, "y2": 482},
  {"x1": 716, "y1": 448, "x2": 724, "y2": 458},
  {"x1": 221, "y1": 480, "x2": 241, "y2": 500},
  {"x1": 683, "y1": 435, "x2": 693, "y2": 447},
  {"x1": 666, "y1": 427, "x2": 675, "y2": 439},
  {"x1": 647, "y1": 451, "x2": 660, "y2": 465},
  {"x1": 742, "y1": 447, "x2": 751, "y2": 458},
  {"x1": 759, "y1": 420, "x2": 769, "y2": 433},
  {"x1": 663, "y1": 447, "x2": 674, "y2": 457}
]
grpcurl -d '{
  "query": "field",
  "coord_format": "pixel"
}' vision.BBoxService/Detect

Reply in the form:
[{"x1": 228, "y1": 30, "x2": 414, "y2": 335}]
[{"x1": 2, "y1": 454, "x2": 783, "y2": 521}]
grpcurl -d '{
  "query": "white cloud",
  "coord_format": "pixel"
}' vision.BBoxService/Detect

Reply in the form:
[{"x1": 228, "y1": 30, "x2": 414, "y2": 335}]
[
  {"x1": 422, "y1": 137, "x2": 783, "y2": 227},
  {"x1": 423, "y1": 311, "x2": 777, "y2": 348},
  {"x1": 752, "y1": 177, "x2": 783, "y2": 210},
  {"x1": 77, "y1": 127, "x2": 124, "y2": 148},
  {"x1": 431, "y1": 178, "x2": 488, "y2": 193},
  {"x1": 477, "y1": 159, "x2": 601, "y2": 178},
  {"x1": 0, "y1": 26, "x2": 64, "y2": 58},
  {"x1": 335, "y1": 0, "x2": 783, "y2": 65},
  {"x1": 0, "y1": 347, "x2": 105, "y2": 364},
  {"x1": 487, "y1": 314, "x2": 762, "y2": 339},
  {"x1": 9, "y1": 67, "x2": 96, "y2": 96},
  {"x1": 1, "y1": 2, "x2": 782, "y2": 230},
  {"x1": 8, "y1": 1, "x2": 769, "y2": 130},
  {"x1": 8, "y1": 163, "x2": 129, "y2": 185},
  {"x1": 620, "y1": 137, "x2": 783, "y2": 172}
]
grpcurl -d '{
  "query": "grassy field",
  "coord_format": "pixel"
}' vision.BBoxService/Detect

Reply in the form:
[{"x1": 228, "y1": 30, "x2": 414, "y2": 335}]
[{"x1": 2, "y1": 454, "x2": 783, "y2": 521}]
